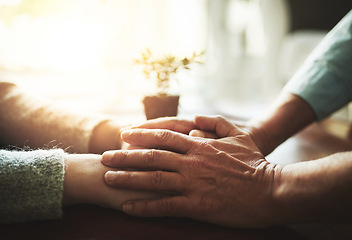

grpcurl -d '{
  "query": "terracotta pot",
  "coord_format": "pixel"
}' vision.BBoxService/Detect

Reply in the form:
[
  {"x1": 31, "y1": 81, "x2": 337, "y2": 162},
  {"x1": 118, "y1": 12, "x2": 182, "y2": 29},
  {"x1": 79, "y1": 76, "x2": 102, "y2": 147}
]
[{"x1": 142, "y1": 95, "x2": 180, "y2": 120}]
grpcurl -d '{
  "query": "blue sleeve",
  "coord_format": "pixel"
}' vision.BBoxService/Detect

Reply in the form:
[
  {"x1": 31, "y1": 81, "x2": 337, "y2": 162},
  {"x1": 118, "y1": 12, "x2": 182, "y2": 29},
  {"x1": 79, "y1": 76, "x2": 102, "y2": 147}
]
[{"x1": 284, "y1": 10, "x2": 352, "y2": 121}]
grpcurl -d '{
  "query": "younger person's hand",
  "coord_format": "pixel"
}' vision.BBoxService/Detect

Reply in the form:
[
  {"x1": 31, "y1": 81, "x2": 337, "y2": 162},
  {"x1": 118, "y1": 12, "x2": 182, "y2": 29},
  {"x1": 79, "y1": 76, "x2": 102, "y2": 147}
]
[{"x1": 63, "y1": 154, "x2": 162, "y2": 210}]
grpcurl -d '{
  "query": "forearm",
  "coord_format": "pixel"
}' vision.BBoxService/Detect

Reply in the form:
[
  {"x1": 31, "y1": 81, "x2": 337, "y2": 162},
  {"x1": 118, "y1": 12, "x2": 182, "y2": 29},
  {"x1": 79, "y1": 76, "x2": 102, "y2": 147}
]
[
  {"x1": 274, "y1": 152, "x2": 352, "y2": 224},
  {"x1": 250, "y1": 10, "x2": 352, "y2": 156},
  {"x1": 63, "y1": 154, "x2": 102, "y2": 206},
  {"x1": 0, "y1": 82, "x2": 105, "y2": 153},
  {"x1": 246, "y1": 92, "x2": 316, "y2": 155}
]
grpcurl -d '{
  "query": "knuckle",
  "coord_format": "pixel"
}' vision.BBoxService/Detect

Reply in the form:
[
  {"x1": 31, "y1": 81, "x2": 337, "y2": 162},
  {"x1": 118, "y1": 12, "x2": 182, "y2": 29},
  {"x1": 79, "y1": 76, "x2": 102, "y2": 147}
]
[
  {"x1": 119, "y1": 150, "x2": 128, "y2": 162},
  {"x1": 215, "y1": 115, "x2": 226, "y2": 122},
  {"x1": 145, "y1": 149, "x2": 159, "y2": 166},
  {"x1": 121, "y1": 171, "x2": 133, "y2": 183},
  {"x1": 155, "y1": 130, "x2": 172, "y2": 143},
  {"x1": 151, "y1": 170, "x2": 163, "y2": 187}
]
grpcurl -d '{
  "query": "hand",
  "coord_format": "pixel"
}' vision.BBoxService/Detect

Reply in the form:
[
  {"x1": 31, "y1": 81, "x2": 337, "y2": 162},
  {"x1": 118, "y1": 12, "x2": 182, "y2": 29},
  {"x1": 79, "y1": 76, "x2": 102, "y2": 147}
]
[
  {"x1": 126, "y1": 115, "x2": 255, "y2": 160},
  {"x1": 89, "y1": 120, "x2": 123, "y2": 154},
  {"x1": 127, "y1": 116, "x2": 219, "y2": 139},
  {"x1": 127, "y1": 115, "x2": 248, "y2": 147},
  {"x1": 101, "y1": 116, "x2": 283, "y2": 228},
  {"x1": 119, "y1": 117, "x2": 198, "y2": 150},
  {"x1": 63, "y1": 154, "x2": 162, "y2": 210}
]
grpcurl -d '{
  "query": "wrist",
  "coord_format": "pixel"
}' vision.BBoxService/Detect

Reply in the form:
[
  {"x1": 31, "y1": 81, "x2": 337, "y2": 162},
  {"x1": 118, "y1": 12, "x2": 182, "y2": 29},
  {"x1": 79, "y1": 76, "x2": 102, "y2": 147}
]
[
  {"x1": 63, "y1": 153, "x2": 162, "y2": 209},
  {"x1": 246, "y1": 93, "x2": 316, "y2": 156},
  {"x1": 270, "y1": 163, "x2": 295, "y2": 225},
  {"x1": 259, "y1": 162, "x2": 287, "y2": 226},
  {"x1": 245, "y1": 121, "x2": 278, "y2": 156},
  {"x1": 62, "y1": 154, "x2": 103, "y2": 206},
  {"x1": 273, "y1": 154, "x2": 352, "y2": 225},
  {"x1": 272, "y1": 162, "x2": 317, "y2": 225}
]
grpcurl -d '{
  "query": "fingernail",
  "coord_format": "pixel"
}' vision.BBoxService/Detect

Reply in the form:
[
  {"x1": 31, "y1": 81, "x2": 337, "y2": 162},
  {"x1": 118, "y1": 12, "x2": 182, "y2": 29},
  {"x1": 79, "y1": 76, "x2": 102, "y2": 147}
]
[
  {"x1": 105, "y1": 171, "x2": 117, "y2": 183},
  {"x1": 102, "y1": 151, "x2": 115, "y2": 163},
  {"x1": 123, "y1": 202, "x2": 133, "y2": 212}
]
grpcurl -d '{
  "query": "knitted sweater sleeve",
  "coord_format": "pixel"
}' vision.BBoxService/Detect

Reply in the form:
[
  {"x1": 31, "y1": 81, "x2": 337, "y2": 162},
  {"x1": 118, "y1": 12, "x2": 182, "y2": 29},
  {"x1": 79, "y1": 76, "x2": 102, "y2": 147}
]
[
  {"x1": 0, "y1": 149, "x2": 66, "y2": 223},
  {"x1": 0, "y1": 81, "x2": 109, "y2": 223}
]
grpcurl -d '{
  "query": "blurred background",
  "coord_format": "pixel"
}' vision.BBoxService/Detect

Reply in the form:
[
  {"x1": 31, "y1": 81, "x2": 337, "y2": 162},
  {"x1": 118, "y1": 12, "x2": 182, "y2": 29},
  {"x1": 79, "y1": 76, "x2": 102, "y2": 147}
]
[{"x1": 0, "y1": 0, "x2": 351, "y2": 123}]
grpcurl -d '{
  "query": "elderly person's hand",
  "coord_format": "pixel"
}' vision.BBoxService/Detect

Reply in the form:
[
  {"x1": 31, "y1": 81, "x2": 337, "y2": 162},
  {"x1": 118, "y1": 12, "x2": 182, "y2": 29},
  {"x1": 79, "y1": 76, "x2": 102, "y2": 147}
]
[{"x1": 101, "y1": 116, "x2": 283, "y2": 228}]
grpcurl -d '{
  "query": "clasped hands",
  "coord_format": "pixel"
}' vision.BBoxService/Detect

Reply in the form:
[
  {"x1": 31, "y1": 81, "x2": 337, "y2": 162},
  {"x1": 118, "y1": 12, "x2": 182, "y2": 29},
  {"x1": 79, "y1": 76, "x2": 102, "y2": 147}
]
[{"x1": 102, "y1": 115, "x2": 283, "y2": 228}]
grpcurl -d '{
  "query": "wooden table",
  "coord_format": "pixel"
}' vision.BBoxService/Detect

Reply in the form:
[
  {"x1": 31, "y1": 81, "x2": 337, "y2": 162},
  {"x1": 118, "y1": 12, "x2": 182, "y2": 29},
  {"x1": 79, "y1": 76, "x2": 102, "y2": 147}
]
[{"x1": 2, "y1": 120, "x2": 352, "y2": 240}]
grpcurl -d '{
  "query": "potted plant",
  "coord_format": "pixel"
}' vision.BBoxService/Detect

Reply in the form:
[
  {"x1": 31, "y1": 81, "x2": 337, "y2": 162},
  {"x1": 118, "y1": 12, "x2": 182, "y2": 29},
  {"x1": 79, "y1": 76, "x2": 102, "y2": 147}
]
[{"x1": 135, "y1": 48, "x2": 204, "y2": 120}]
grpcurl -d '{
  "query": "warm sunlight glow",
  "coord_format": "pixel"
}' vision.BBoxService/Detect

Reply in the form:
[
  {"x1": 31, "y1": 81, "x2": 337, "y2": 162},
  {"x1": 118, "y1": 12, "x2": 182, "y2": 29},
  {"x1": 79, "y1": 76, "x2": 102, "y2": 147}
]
[
  {"x1": 0, "y1": 0, "x2": 207, "y2": 113},
  {"x1": 1, "y1": 16, "x2": 106, "y2": 71},
  {"x1": 0, "y1": 0, "x2": 206, "y2": 71},
  {"x1": 44, "y1": 19, "x2": 105, "y2": 70},
  {"x1": 0, "y1": 0, "x2": 23, "y2": 6}
]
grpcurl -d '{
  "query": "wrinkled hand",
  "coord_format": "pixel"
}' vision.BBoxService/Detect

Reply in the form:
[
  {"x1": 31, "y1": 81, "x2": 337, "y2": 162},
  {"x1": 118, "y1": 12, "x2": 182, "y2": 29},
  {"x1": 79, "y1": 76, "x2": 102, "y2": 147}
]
[
  {"x1": 101, "y1": 116, "x2": 282, "y2": 228},
  {"x1": 126, "y1": 116, "x2": 220, "y2": 139}
]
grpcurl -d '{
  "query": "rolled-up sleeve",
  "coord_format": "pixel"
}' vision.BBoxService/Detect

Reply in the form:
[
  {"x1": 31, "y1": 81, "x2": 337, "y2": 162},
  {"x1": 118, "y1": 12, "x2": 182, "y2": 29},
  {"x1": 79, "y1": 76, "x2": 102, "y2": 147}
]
[{"x1": 284, "y1": 10, "x2": 352, "y2": 121}]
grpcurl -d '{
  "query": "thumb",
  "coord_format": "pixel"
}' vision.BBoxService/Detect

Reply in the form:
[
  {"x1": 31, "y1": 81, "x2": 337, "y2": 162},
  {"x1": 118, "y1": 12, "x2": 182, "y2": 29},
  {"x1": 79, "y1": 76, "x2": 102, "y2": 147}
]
[
  {"x1": 131, "y1": 117, "x2": 195, "y2": 134},
  {"x1": 194, "y1": 115, "x2": 242, "y2": 138}
]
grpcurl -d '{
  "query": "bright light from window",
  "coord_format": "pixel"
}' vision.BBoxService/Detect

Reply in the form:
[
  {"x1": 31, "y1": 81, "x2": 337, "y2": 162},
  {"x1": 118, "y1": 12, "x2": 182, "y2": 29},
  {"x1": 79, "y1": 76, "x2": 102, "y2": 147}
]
[
  {"x1": 44, "y1": 19, "x2": 105, "y2": 70},
  {"x1": 0, "y1": 0, "x2": 207, "y2": 113},
  {"x1": 0, "y1": 0, "x2": 23, "y2": 6}
]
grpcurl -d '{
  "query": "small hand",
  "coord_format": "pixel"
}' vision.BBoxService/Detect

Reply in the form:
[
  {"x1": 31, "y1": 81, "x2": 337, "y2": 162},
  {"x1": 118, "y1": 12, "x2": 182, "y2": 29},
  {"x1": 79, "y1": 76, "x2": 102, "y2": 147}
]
[
  {"x1": 63, "y1": 154, "x2": 162, "y2": 210},
  {"x1": 101, "y1": 116, "x2": 283, "y2": 228}
]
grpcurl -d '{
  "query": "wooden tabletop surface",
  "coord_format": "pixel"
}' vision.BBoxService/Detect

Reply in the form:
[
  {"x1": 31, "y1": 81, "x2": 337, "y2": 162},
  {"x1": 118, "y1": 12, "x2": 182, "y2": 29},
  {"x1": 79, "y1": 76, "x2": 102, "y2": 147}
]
[{"x1": 2, "y1": 121, "x2": 352, "y2": 240}]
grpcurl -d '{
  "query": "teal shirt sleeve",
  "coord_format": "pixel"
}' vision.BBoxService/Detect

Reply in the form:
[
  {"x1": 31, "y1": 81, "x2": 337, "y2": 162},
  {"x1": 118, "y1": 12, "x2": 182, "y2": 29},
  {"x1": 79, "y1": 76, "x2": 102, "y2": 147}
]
[{"x1": 284, "y1": 10, "x2": 352, "y2": 121}]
